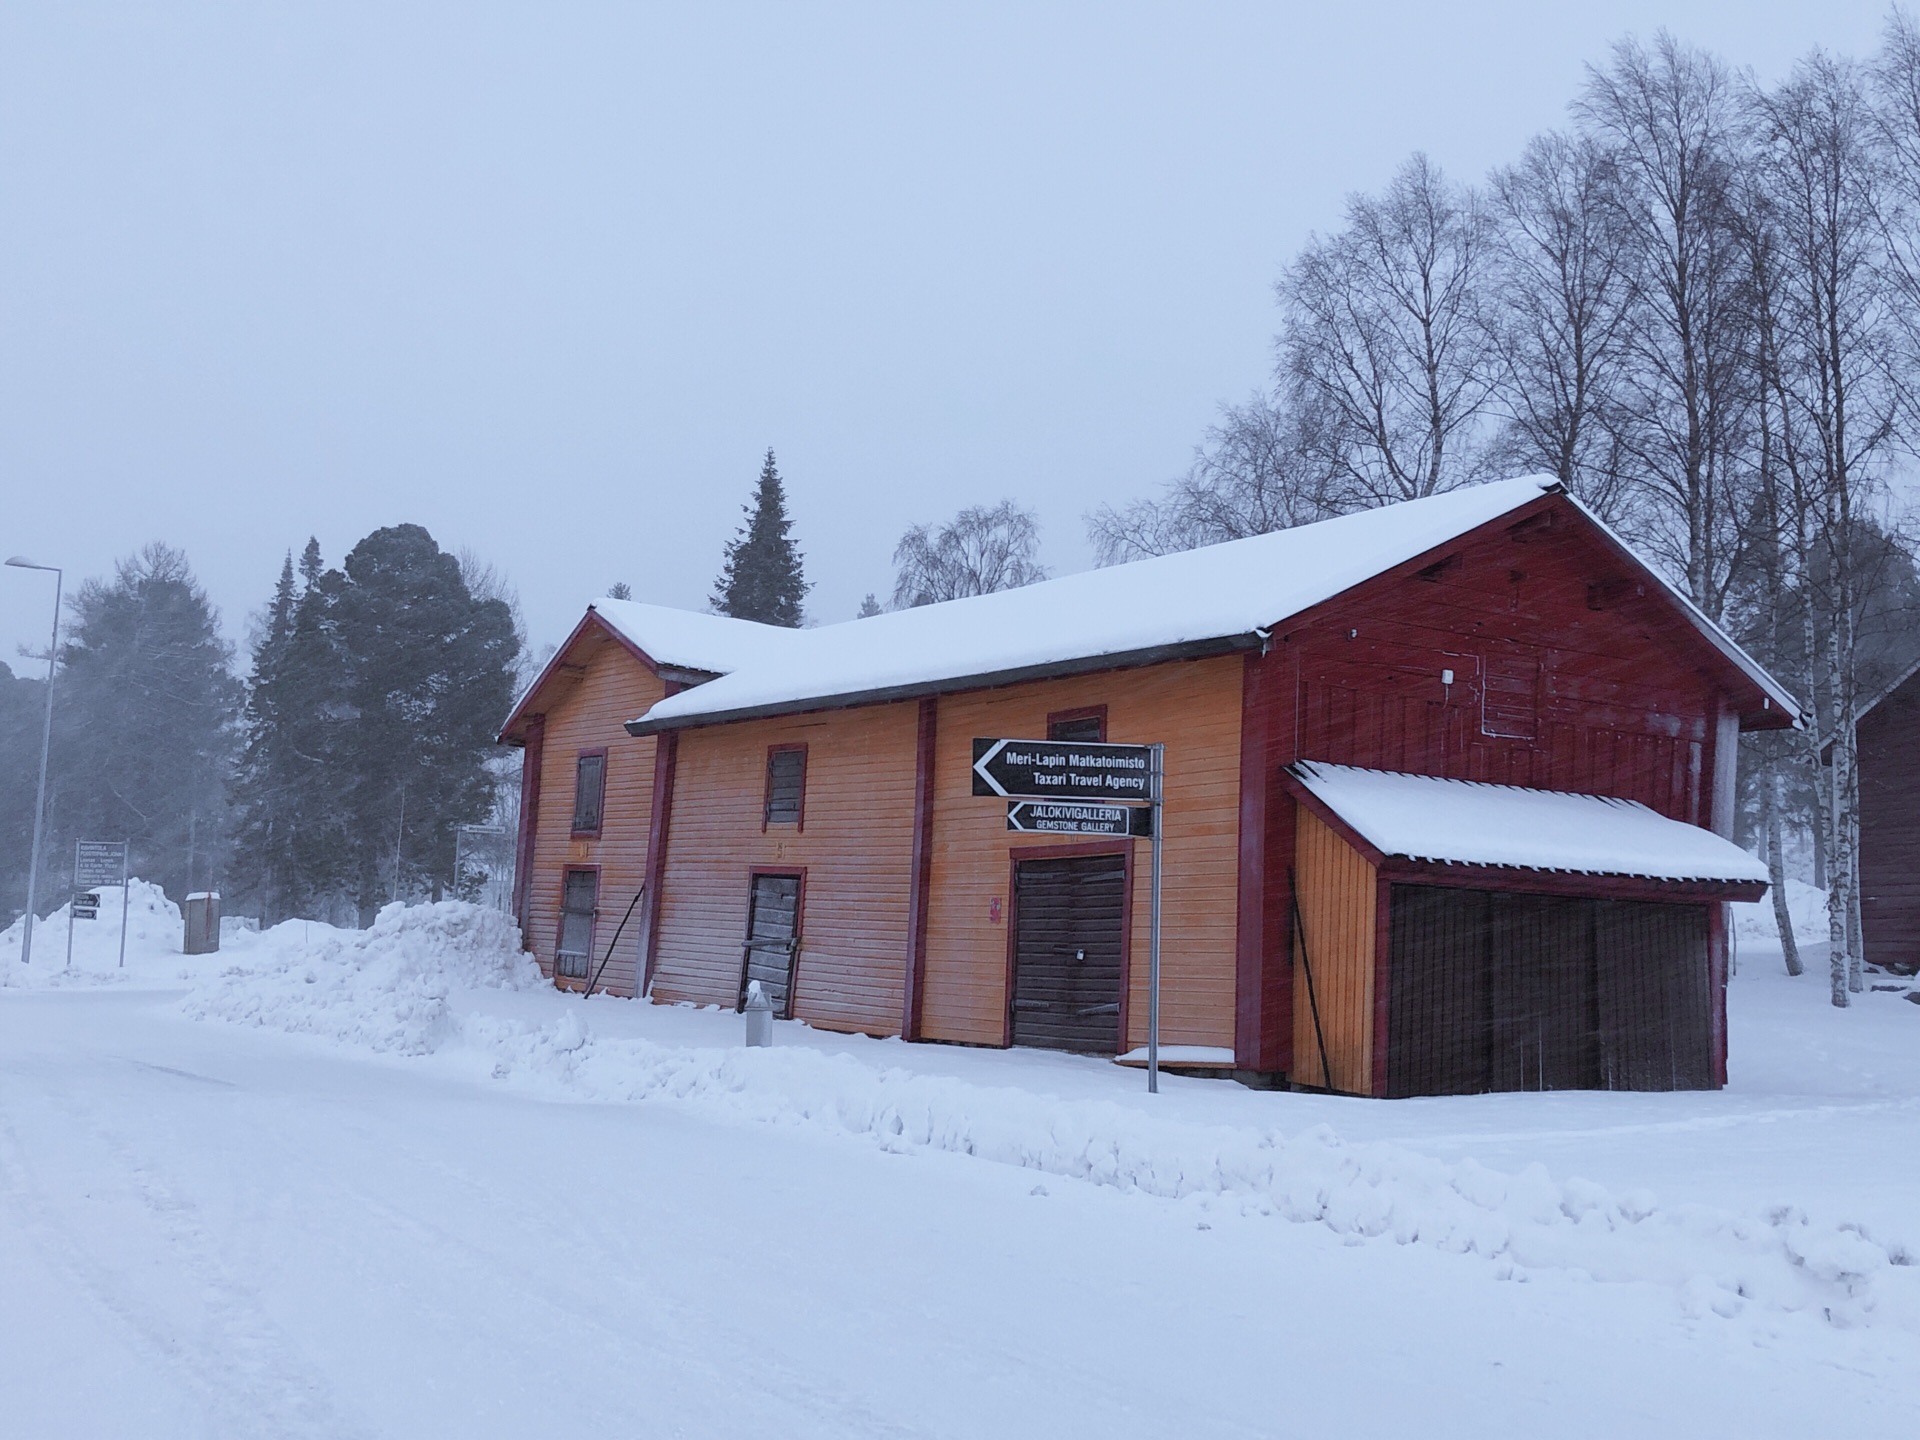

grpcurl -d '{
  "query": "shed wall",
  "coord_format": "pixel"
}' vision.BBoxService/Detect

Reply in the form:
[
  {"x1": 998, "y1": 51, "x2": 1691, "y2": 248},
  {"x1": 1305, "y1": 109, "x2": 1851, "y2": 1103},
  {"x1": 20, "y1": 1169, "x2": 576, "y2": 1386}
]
[
  {"x1": 1291, "y1": 806, "x2": 1379, "y2": 1095},
  {"x1": 1859, "y1": 675, "x2": 1920, "y2": 972}
]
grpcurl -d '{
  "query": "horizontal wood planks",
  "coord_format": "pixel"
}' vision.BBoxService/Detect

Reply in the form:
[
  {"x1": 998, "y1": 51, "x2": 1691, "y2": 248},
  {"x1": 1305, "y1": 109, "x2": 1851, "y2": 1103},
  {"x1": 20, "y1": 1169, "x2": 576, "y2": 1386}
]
[
  {"x1": 1292, "y1": 806, "x2": 1378, "y2": 1095},
  {"x1": 649, "y1": 702, "x2": 920, "y2": 1034},
  {"x1": 1859, "y1": 674, "x2": 1920, "y2": 971},
  {"x1": 523, "y1": 629, "x2": 664, "y2": 997},
  {"x1": 920, "y1": 657, "x2": 1244, "y2": 1050}
]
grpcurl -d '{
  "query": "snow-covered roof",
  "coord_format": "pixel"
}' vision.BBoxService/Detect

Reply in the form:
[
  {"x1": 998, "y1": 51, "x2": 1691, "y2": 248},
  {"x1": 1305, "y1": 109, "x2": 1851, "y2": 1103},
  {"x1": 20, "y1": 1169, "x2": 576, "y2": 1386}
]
[
  {"x1": 587, "y1": 598, "x2": 795, "y2": 677},
  {"x1": 499, "y1": 599, "x2": 795, "y2": 742},
  {"x1": 1289, "y1": 761, "x2": 1770, "y2": 885},
  {"x1": 632, "y1": 476, "x2": 1797, "y2": 733}
]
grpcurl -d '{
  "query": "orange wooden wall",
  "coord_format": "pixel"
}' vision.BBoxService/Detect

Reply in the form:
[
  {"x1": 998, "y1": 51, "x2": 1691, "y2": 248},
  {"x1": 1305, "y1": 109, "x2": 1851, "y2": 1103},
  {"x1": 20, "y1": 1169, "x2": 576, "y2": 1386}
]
[
  {"x1": 648, "y1": 701, "x2": 921, "y2": 1035},
  {"x1": 522, "y1": 631, "x2": 664, "y2": 997},
  {"x1": 918, "y1": 656, "x2": 1244, "y2": 1051},
  {"x1": 1291, "y1": 805, "x2": 1379, "y2": 1095}
]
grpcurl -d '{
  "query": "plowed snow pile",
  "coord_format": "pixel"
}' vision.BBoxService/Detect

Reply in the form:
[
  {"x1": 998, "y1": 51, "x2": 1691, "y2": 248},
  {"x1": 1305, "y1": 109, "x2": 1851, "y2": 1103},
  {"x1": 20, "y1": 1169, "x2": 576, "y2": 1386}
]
[
  {"x1": 177, "y1": 900, "x2": 1918, "y2": 1333},
  {"x1": 2, "y1": 881, "x2": 185, "y2": 987},
  {"x1": 183, "y1": 900, "x2": 540, "y2": 1054}
]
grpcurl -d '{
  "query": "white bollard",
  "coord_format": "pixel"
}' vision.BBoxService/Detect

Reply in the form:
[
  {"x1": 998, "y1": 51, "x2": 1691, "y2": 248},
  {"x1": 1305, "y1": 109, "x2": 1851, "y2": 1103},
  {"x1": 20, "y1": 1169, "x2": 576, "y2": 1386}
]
[{"x1": 743, "y1": 980, "x2": 773, "y2": 1047}]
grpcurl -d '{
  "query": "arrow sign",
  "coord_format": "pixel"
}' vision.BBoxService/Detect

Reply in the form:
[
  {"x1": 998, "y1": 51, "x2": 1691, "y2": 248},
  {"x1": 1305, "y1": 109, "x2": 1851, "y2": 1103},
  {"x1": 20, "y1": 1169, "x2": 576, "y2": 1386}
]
[
  {"x1": 971, "y1": 738, "x2": 1156, "y2": 802},
  {"x1": 1006, "y1": 801, "x2": 1152, "y2": 837}
]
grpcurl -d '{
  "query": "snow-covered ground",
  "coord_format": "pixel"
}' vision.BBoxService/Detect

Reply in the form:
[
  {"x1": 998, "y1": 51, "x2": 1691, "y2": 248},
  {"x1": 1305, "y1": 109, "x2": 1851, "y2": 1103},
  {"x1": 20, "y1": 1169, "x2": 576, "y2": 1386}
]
[{"x1": 2, "y1": 889, "x2": 1917, "y2": 1437}]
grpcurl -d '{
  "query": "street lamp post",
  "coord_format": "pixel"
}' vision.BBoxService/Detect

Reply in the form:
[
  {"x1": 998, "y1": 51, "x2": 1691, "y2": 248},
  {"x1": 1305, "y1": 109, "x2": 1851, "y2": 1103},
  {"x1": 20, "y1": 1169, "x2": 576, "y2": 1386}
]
[{"x1": 6, "y1": 557, "x2": 62, "y2": 966}]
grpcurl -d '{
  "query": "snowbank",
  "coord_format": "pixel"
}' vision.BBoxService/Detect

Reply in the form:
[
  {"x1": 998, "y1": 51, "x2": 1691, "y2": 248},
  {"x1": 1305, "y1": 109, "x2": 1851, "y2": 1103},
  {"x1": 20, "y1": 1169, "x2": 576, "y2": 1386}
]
[
  {"x1": 1, "y1": 881, "x2": 184, "y2": 987},
  {"x1": 182, "y1": 900, "x2": 541, "y2": 1054},
  {"x1": 177, "y1": 904, "x2": 1914, "y2": 1332}
]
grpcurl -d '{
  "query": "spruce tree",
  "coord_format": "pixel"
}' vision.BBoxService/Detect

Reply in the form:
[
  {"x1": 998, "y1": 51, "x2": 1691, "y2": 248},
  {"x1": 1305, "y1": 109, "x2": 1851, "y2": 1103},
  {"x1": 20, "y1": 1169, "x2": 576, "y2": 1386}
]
[
  {"x1": 710, "y1": 449, "x2": 809, "y2": 626},
  {"x1": 229, "y1": 554, "x2": 301, "y2": 920},
  {"x1": 46, "y1": 545, "x2": 243, "y2": 899}
]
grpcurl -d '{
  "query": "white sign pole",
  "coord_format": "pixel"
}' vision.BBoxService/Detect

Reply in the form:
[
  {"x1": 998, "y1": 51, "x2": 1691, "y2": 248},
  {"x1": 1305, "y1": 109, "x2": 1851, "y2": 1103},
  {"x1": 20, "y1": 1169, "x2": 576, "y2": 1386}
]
[
  {"x1": 117, "y1": 842, "x2": 130, "y2": 969},
  {"x1": 1147, "y1": 743, "x2": 1164, "y2": 1096},
  {"x1": 65, "y1": 841, "x2": 78, "y2": 971}
]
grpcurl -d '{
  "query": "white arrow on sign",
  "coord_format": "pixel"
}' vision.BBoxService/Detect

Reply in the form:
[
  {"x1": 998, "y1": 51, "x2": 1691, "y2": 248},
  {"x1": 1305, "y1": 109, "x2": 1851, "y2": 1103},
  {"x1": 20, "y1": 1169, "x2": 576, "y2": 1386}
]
[{"x1": 971, "y1": 738, "x2": 1013, "y2": 796}]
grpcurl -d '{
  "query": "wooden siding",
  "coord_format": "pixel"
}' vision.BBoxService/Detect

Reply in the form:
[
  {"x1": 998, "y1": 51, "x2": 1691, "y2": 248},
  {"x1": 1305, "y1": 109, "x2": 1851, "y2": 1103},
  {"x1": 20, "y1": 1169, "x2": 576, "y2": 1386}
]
[
  {"x1": 1292, "y1": 806, "x2": 1378, "y2": 1095},
  {"x1": 649, "y1": 703, "x2": 921, "y2": 1034},
  {"x1": 1859, "y1": 672, "x2": 1920, "y2": 971},
  {"x1": 1239, "y1": 500, "x2": 1752, "y2": 1076},
  {"x1": 522, "y1": 631, "x2": 664, "y2": 997},
  {"x1": 919, "y1": 656, "x2": 1244, "y2": 1051}
]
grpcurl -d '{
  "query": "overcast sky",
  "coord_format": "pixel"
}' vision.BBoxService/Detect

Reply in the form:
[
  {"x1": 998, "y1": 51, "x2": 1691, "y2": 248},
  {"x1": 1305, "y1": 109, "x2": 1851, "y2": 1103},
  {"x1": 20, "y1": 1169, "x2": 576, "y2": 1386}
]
[{"x1": 0, "y1": 2, "x2": 1898, "y2": 669}]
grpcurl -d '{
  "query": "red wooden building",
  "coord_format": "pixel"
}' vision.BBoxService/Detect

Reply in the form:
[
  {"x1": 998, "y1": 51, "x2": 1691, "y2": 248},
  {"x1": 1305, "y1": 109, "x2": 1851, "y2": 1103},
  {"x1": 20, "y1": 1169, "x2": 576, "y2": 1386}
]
[
  {"x1": 496, "y1": 599, "x2": 790, "y2": 992},
  {"x1": 1855, "y1": 661, "x2": 1920, "y2": 974},
  {"x1": 506, "y1": 476, "x2": 1796, "y2": 1095}
]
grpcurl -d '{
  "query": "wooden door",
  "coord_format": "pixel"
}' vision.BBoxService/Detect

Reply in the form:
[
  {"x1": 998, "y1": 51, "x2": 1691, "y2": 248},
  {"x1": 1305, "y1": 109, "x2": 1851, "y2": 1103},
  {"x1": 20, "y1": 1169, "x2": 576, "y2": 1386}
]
[
  {"x1": 1010, "y1": 854, "x2": 1126, "y2": 1053},
  {"x1": 555, "y1": 868, "x2": 597, "y2": 980},
  {"x1": 739, "y1": 873, "x2": 803, "y2": 1018}
]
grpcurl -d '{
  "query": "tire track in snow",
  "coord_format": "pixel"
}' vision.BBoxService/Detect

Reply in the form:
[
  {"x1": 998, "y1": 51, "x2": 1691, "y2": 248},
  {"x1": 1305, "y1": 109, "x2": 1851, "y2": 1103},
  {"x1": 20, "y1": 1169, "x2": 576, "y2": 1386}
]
[{"x1": 0, "y1": 1067, "x2": 374, "y2": 1440}]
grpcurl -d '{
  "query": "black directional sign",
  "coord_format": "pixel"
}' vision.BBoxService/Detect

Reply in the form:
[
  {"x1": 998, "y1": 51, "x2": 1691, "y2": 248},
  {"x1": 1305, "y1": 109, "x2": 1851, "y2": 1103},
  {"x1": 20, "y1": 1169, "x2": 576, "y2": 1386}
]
[
  {"x1": 1006, "y1": 801, "x2": 1153, "y2": 837},
  {"x1": 971, "y1": 738, "x2": 1156, "y2": 802},
  {"x1": 72, "y1": 892, "x2": 101, "y2": 920}
]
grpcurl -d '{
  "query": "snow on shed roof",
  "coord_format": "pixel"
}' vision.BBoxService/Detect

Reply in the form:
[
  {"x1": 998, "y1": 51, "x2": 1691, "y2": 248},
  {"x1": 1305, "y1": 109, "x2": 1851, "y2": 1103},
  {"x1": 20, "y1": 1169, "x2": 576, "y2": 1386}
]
[
  {"x1": 633, "y1": 475, "x2": 1797, "y2": 732},
  {"x1": 1289, "y1": 761, "x2": 1770, "y2": 884}
]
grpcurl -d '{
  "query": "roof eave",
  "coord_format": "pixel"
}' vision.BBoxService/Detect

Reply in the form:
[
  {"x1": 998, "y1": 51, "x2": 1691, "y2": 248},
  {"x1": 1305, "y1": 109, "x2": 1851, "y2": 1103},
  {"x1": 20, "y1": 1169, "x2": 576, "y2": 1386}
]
[{"x1": 625, "y1": 632, "x2": 1264, "y2": 735}]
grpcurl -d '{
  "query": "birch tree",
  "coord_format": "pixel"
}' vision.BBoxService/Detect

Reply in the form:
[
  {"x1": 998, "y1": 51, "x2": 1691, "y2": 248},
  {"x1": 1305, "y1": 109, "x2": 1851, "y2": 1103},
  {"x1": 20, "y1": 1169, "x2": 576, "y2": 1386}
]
[
  {"x1": 1752, "y1": 51, "x2": 1904, "y2": 1003},
  {"x1": 1279, "y1": 154, "x2": 1502, "y2": 506},
  {"x1": 1578, "y1": 34, "x2": 1756, "y2": 621}
]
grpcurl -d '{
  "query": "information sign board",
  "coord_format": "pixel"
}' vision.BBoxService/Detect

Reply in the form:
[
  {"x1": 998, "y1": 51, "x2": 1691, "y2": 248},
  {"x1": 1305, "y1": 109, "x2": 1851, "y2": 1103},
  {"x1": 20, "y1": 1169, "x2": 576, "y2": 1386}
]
[
  {"x1": 75, "y1": 841, "x2": 128, "y2": 890},
  {"x1": 1005, "y1": 801, "x2": 1153, "y2": 837},
  {"x1": 971, "y1": 738, "x2": 1155, "y2": 802}
]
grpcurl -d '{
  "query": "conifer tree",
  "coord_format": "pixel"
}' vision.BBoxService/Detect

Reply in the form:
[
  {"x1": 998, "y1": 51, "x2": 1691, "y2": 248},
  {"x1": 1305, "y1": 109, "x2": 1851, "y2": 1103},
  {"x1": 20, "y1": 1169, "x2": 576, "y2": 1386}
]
[
  {"x1": 228, "y1": 554, "x2": 302, "y2": 920},
  {"x1": 711, "y1": 449, "x2": 809, "y2": 626},
  {"x1": 857, "y1": 593, "x2": 883, "y2": 618},
  {"x1": 47, "y1": 544, "x2": 242, "y2": 899}
]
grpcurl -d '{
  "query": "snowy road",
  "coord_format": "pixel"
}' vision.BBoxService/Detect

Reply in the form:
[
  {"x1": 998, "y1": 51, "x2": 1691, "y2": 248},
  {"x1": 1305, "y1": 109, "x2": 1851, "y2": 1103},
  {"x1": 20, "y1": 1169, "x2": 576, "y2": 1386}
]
[{"x1": 2, "y1": 986, "x2": 1914, "y2": 1439}]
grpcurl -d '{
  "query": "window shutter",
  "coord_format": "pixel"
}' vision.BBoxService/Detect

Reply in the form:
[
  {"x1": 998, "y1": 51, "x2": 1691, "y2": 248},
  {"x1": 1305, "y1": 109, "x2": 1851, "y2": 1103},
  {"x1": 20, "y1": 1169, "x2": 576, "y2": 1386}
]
[
  {"x1": 765, "y1": 748, "x2": 806, "y2": 826},
  {"x1": 572, "y1": 753, "x2": 606, "y2": 833}
]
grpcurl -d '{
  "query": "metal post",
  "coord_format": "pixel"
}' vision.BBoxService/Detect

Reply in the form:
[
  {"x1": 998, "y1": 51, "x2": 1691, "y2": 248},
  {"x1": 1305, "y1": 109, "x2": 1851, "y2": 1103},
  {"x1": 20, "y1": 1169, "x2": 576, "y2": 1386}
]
[
  {"x1": 7, "y1": 558, "x2": 60, "y2": 966},
  {"x1": 1147, "y1": 742, "x2": 1164, "y2": 1095},
  {"x1": 117, "y1": 843, "x2": 130, "y2": 969},
  {"x1": 65, "y1": 842, "x2": 77, "y2": 971}
]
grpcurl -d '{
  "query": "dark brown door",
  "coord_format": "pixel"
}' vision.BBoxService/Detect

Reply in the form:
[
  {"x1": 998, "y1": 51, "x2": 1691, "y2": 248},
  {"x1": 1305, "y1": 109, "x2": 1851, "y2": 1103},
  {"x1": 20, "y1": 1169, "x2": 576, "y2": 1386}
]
[
  {"x1": 739, "y1": 873, "x2": 802, "y2": 1017},
  {"x1": 1386, "y1": 884, "x2": 1711, "y2": 1096},
  {"x1": 1011, "y1": 854, "x2": 1126, "y2": 1053},
  {"x1": 555, "y1": 868, "x2": 597, "y2": 980}
]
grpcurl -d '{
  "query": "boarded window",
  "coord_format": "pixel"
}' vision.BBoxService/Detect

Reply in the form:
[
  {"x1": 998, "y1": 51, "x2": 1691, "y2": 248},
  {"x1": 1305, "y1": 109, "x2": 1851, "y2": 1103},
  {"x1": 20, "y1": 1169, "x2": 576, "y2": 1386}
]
[
  {"x1": 1481, "y1": 653, "x2": 1541, "y2": 739},
  {"x1": 764, "y1": 746, "x2": 806, "y2": 826},
  {"x1": 555, "y1": 868, "x2": 597, "y2": 980},
  {"x1": 1048, "y1": 708, "x2": 1107, "y2": 743},
  {"x1": 571, "y1": 752, "x2": 606, "y2": 835}
]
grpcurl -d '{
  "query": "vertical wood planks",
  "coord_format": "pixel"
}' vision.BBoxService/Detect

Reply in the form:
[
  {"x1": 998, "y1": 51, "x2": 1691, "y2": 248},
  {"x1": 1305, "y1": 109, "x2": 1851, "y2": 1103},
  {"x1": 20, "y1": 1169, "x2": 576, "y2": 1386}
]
[{"x1": 1292, "y1": 806, "x2": 1379, "y2": 1095}]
